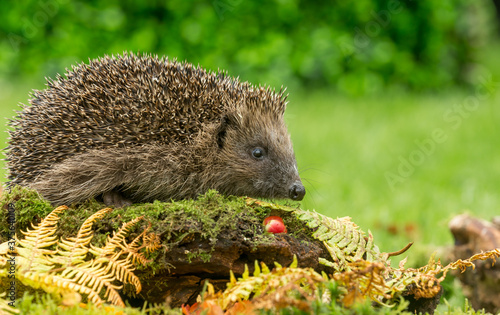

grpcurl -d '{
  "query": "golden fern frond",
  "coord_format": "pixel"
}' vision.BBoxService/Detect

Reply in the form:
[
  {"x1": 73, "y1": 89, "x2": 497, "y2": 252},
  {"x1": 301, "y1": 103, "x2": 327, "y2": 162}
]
[
  {"x1": 104, "y1": 285, "x2": 125, "y2": 308},
  {"x1": 62, "y1": 260, "x2": 119, "y2": 293},
  {"x1": 17, "y1": 271, "x2": 92, "y2": 306},
  {"x1": 85, "y1": 213, "x2": 148, "y2": 292},
  {"x1": 332, "y1": 260, "x2": 391, "y2": 307},
  {"x1": 16, "y1": 206, "x2": 67, "y2": 273},
  {"x1": 56, "y1": 208, "x2": 113, "y2": 266},
  {"x1": 96, "y1": 216, "x2": 145, "y2": 257},
  {"x1": 19, "y1": 205, "x2": 66, "y2": 243},
  {"x1": 395, "y1": 248, "x2": 500, "y2": 300},
  {"x1": 143, "y1": 232, "x2": 162, "y2": 254},
  {"x1": 0, "y1": 292, "x2": 19, "y2": 315},
  {"x1": 296, "y1": 209, "x2": 491, "y2": 302},
  {"x1": 59, "y1": 260, "x2": 124, "y2": 306},
  {"x1": 219, "y1": 256, "x2": 325, "y2": 310},
  {"x1": 117, "y1": 223, "x2": 153, "y2": 265},
  {"x1": 1, "y1": 204, "x2": 156, "y2": 308},
  {"x1": 330, "y1": 247, "x2": 500, "y2": 305},
  {"x1": 100, "y1": 252, "x2": 142, "y2": 294},
  {"x1": 125, "y1": 250, "x2": 151, "y2": 268},
  {"x1": 127, "y1": 222, "x2": 150, "y2": 250},
  {"x1": 444, "y1": 248, "x2": 500, "y2": 273}
]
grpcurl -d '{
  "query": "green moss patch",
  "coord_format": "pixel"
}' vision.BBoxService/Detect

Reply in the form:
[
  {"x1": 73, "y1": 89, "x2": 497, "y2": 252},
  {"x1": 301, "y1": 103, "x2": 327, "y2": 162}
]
[{"x1": 0, "y1": 186, "x2": 281, "y2": 262}]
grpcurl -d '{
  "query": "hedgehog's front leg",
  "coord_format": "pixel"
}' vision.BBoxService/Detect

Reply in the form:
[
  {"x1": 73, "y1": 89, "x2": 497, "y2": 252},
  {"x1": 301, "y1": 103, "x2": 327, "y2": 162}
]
[{"x1": 102, "y1": 190, "x2": 133, "y2": 207}]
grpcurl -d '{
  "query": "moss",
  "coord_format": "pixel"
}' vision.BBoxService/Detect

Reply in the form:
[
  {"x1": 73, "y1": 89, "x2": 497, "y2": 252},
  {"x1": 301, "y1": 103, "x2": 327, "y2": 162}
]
[
  {"x1": 0, "y1": 186, "x2": 52, "y2": 213},
  {"x1": 0, "y1": 186, "x2": 52, "y2": 242},
  {"x1": 186, "y1": 249, "x2": 213, "y2": 263},
  {"x1": 0, "y1": 186, "x2": 323, "y2": 270},
  {"x1": 0, "y1": 187, "x2": 278, "y2": 264}
]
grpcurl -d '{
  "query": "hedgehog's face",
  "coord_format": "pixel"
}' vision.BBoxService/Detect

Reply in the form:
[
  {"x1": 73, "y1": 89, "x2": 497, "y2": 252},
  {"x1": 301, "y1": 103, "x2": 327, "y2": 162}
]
[{"x1": 213, "y1": 111, "x2": 305, "y2": 201}]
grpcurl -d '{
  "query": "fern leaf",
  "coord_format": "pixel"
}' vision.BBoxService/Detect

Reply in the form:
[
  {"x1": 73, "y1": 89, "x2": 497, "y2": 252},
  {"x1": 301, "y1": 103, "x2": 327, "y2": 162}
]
[
  {"x1": 143, "y1": 232, "x2": 162, "y2": 254},
  {"x1": 117, "y1": 225, "x2": 153, "y2": 266},
  {"x1": 127, "y1": 222, "x2": 150, "y2": 251},
  {"x1": 220, "y1": 260, "x2": 325, "y2": 311},
  {"x1": 0, "y1": 292, "x2": 19, "y2": 314},
  {"x1": 101, "y1": 252, "x2": 142, "y2": 294},
  {"x1": 59, "y1": 260, "x2": 124, "y2": 306},
  {"x1": 18, "y1": 271, "x2": 92, "y2": 306},
  {"x1": 260, "y1": 261, "x2": 270, "y2": 274},
  {"x1": 229, "y1": 270, "x2": 237, "y2": 284},
  {"x1": 126, "y1": 250, "x2": 151, "y2": 266},
  {"x1": 242, "y1": 264, "x2": 250, "y2": 280},
  {"x1": 1, "y1": 203, "x2": 158, "y2": 308},
  {"x1": 104, "y1": 286, "x2": 125, "y2": 308},
  {"x1": 16, "y1": 206, "x2": 67, "y2": 273},
  {"x1": 54, "y1": 239, "x2": 89, "y2": 265},
  {"x1": 253, "y1": 260, "x2": 261, "y2": 277},
  {"x1": 444, "y1": 248, "x2": 500, "y2": 273},
  {"x1": 98, "y1": 216, "x2": 145, "y2": 257},
  {"x1": 56, "y1": 208, "x2": 112, "y2": 266},
  {"x1": 304, "y1": 212, "x2": 382, "y2": 271}
]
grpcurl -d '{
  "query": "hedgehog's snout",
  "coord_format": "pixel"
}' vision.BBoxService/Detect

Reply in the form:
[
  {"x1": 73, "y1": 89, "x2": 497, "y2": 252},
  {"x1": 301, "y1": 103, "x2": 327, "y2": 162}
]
[{"x1": 289, "y1": 181, "x2": 305, "y2": 201}]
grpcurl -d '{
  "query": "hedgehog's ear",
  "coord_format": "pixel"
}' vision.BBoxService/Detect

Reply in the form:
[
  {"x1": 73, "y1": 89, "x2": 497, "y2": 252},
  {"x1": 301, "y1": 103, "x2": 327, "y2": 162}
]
[{"x1": 216, "y1": 113, "x2": 239, "y2": 149}]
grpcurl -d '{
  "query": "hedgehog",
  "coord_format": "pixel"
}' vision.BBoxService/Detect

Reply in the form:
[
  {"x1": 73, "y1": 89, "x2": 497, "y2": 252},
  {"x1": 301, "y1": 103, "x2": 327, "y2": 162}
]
[{"x1": 6, "y1": 53, "x2": 305, "y2": 207}]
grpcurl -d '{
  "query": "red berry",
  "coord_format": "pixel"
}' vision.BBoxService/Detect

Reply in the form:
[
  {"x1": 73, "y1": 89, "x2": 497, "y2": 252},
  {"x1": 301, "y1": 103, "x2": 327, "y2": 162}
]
[{"x1": 263, "y1": 216, "x2": 287, "y2": 234}]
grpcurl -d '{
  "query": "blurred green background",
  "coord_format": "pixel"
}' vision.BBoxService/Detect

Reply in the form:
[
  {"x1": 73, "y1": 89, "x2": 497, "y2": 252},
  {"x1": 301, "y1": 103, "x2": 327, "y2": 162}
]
[{"x1": 1, "y1": 0, "x2": 500, "y2": 290}]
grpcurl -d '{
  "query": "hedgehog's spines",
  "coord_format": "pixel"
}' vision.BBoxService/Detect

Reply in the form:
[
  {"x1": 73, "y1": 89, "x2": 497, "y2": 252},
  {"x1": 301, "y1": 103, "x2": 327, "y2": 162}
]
[{"x1": 7, "y1": 52, "x2": 301, "y2": 203}]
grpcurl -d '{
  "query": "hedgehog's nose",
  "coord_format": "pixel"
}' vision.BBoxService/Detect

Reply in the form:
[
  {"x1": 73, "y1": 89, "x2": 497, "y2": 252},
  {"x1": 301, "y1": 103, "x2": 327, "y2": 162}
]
[{"x1": 289, "y1": 181, "x2": 306, "y2": 201}]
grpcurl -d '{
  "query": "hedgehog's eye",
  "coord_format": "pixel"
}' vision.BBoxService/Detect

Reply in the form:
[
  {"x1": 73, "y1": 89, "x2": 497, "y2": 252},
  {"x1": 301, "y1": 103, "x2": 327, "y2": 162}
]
[{"x1": 251, "y1": 147, "x2": 265, "y2": 160}]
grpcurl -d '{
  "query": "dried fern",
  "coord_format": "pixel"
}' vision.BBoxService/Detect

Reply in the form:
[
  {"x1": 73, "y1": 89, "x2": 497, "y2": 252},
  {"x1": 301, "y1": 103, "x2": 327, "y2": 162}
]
[
  {"x1": 245, "y1": 198, "x2": 500, "y2": 307},
  {"x1": 0, "y1": 292, "x2": 19, "y2": 315},
  {"x1": 16, "y1": 205, "x2": 66, "y2": 273},
  {"x1": 187, "y1": 256, "x2": 327, "y2": 313},
  {"x1": 0, "y1": 205, "x2": 160, "y2": 307},
  {"x1": 56, "y1": 207, "x2": 112, "y2": 266},
  {"x1": 332, "y1": 260, "x2": 391, "y2": 307},
  {"x1": 188, "y1": 249, "x2": 500, "y2": 314}
]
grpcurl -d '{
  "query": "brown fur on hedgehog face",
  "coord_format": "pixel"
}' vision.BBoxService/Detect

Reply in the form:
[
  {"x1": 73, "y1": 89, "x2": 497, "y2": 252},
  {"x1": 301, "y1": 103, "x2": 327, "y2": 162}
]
[
  {"x1": 207, "y1": 107, "x2": 303, "y2": 200},
  {"x1": 8, "y1": 53, "x2": 305, "y2": 206}
]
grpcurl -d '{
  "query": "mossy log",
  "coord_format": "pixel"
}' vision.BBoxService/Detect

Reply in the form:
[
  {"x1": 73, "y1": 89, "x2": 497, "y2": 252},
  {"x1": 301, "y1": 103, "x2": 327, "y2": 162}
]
[{"x1": 0, "y1": 187, "x2": 334, "y2": 307}]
